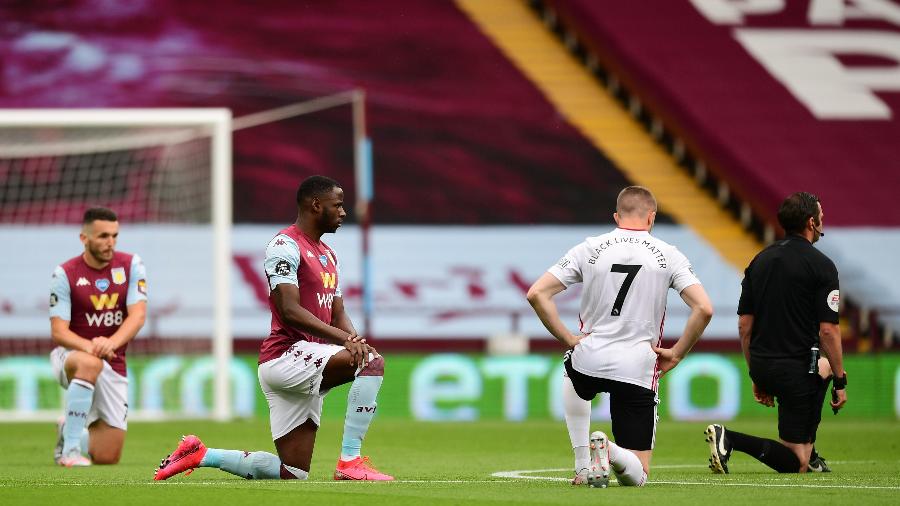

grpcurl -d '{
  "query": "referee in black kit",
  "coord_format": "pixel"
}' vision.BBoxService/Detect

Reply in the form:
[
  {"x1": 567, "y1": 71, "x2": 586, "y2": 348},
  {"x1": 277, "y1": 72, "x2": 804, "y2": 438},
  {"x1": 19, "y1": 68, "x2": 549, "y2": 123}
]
[{"x1": 704, "y1": 192, "x2": 847, "y2": 474}]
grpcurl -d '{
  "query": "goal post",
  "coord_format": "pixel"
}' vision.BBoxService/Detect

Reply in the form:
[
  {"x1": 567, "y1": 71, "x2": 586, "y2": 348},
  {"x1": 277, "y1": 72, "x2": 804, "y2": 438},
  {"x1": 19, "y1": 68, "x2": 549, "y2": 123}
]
[
  {"x1": 0, "y1": 93, "x2": 370, "y2": 422},
  {"x1": 0, "y1": 109, "x2": 233, "y2": 421}
]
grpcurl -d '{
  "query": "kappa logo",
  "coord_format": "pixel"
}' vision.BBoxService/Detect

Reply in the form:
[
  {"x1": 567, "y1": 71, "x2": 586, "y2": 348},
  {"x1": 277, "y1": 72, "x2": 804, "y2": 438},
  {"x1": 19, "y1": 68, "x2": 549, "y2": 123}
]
[
  {"x1": 314, "y1": 357, "x2": 323, "y2": 369},
  {"x1": 76, "y1": 277, "x2": 89, "y2": 287},
  {"x1": 275, "y1": 239, "x2": 286, "y2": 246},
  {"x1": 90, "y1": 293, "x2": 119, "y2": 310},
  {"x1": 320, "y1": 272, "x2": 336, "y2": 289},
  {"x1": 307, "y1": 250, "x2": 315, "y2": 258},
  {"x1": 303, "y1": 353, "x2": 313, "y2": 365}
]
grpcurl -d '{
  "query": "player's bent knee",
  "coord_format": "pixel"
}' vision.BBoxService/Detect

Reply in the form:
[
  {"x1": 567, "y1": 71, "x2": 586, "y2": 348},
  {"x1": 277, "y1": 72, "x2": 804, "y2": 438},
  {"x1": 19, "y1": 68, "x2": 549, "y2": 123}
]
[
  {"x1": 91, "y1": 449, "x2": 121, "y2": 465},
  {"x1": 70, "y1": 352, "x2": 104, "y2": 382},
  {"x1": 359, "y1": 355, "x2": 384, "y2": 377}
]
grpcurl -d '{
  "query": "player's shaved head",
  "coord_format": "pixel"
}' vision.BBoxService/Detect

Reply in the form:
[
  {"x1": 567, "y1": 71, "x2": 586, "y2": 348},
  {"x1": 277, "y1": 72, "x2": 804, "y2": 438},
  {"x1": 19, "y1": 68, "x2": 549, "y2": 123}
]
[
  {"x1": 616, "y1": 186, "x2": 657, "y2": 217},
  {"x1": 82, "y1": 207, "x2": 117, "y2": 226},
  {"x1": 296, "y1": 175, "x2": 340, "y2": 206}
]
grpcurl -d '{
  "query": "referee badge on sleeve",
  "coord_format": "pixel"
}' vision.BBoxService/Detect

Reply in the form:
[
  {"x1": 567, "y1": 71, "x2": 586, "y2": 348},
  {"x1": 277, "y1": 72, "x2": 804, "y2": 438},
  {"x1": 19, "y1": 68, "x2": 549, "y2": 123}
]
[{"x1": 827, "y1": 290, "x2": 840, "y2": 312}]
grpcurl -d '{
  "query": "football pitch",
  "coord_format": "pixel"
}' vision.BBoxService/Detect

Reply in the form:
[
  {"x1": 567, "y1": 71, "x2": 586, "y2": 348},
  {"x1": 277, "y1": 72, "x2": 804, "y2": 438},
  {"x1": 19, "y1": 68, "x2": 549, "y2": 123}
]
[{"x1": 1, "y1": 419, "x2": 897, "y2": 505}]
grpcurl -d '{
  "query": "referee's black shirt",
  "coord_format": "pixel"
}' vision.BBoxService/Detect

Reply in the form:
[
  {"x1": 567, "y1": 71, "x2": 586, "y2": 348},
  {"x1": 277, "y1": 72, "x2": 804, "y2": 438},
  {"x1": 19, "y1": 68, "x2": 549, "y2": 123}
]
[{"x1": 738, "y1": 235, "x2": 840, "y2": 360}]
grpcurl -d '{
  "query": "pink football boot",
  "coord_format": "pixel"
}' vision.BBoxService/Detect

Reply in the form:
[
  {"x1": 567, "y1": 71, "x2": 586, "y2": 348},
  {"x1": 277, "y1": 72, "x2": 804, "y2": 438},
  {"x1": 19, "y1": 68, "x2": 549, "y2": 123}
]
[
  {"x1": 334, "y1": 456, "x2": 394, "y2": 481},
  {"x1": 154, "y1": 435, "x2": 207, "y2": 480}
]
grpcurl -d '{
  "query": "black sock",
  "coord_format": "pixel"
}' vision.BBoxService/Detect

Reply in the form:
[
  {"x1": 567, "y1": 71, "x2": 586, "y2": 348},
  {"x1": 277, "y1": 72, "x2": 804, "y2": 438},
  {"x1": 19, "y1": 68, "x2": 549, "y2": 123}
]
[
  {"x1": 725, "y1": 429, "x2": 801, "y2": 473},
  {"x1": 810, "y1": 375, "x2": 832, "y2": 446}
]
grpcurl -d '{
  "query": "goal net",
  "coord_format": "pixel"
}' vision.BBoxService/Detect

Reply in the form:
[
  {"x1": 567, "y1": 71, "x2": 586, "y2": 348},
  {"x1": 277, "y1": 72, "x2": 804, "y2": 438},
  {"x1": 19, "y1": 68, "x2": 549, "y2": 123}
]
[{"x1": 0, "y1": 109, "x2": 234, "y2": 421}]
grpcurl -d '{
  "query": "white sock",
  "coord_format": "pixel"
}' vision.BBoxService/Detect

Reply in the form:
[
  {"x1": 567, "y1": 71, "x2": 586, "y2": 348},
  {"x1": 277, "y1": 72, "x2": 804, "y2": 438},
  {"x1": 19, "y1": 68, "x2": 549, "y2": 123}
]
[
  {"x1": 563, "y1": 376, "x2": 591, "y2": 472},
  {"x1": 201, "y1": 449, "x2": 308, "y2": 480},
  {"x1": 62, "y1": 379, "x2": 94, "y2": 455},
  {"x1": 281, "y1": 463, "x2": 309, "y2": 480},
  {"x1": 80, "y1": 428, "x2": 90, "y2": 458},
  {"x1": 608, "y1": 442, "x2": 647, "y2": 486}
]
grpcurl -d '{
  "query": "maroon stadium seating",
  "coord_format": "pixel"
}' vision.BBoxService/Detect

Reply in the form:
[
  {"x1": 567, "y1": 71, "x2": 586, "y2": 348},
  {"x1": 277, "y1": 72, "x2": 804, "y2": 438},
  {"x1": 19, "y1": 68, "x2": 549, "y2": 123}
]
[
  {"x1": 0, "y1": 0, "x2": 648, "y2": 225},
  {"x1": 546, "y1": 0, "x2": 900, "y2": 226}
]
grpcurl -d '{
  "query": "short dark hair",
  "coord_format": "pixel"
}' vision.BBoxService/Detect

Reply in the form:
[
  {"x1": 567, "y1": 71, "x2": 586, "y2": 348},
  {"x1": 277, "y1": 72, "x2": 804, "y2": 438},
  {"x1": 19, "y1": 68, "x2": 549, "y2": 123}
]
[
  {"x1": 296, "y1": 175, "x2": 340, "y2": 205},
  {"x1": 777, "y1": 192, "x2": 820, "y2": 235},
  {"x1": 83, "y1": 207, "x2": 118, "y2": 225},
  {"x1": 616, "y1": 186, "x2": 657, "y2": 216}
]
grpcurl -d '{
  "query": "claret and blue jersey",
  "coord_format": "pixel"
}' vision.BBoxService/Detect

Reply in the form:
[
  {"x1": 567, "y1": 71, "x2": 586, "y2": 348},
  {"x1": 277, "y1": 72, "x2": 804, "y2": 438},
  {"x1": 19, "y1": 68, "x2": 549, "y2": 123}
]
[
  {"x1": 259, "y1": 224, "x2": 342, "y2": 364},
  {"x1": 49, "y1": 251, "x2": 148, "y2": 377}
]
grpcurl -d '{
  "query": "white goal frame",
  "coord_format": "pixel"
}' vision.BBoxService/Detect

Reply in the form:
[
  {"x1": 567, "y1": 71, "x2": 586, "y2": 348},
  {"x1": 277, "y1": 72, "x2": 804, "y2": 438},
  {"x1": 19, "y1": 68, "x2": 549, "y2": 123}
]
[{"x1": 0, "y1": 109, "x2": 234, "y2": 421}]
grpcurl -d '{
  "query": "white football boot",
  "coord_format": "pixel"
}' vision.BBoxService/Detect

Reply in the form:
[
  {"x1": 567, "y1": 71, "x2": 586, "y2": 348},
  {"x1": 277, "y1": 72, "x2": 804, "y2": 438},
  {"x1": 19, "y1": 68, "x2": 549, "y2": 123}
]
[{"x1": 587, "y1": 431, "x2": 611, "y2": 488}]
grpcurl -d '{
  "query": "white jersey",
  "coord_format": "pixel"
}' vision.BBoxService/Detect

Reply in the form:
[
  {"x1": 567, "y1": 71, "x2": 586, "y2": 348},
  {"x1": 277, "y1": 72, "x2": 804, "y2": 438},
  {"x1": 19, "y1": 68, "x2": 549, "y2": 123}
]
[{"x1": 548, "y1": 228, "x2": 700, "y2": 390}]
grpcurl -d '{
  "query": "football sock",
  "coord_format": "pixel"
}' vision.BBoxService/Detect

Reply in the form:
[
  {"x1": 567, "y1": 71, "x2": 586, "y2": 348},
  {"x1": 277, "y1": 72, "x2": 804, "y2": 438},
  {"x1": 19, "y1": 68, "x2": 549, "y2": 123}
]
[
  {"x1": 608, "y1": 442, "x2": 647, "y2": 486},
  {"x1": 725, "y1": 429, "x2": 801, "y2": 473},
  {"x1": 200, "y1": 449, "x2": 308, "y2": 480},
  {"x1": 80, "y1": 428, "x2": 90, "y2": 458},
  {"x1": 340, "y1": 356, "x2": 385, "y2": 461},
  {"x1": 810, "y1": 375, "x2": 831, "y2": 445},
  {"x1": 62, "y1": 379, "x2": 94, "y2": 455},
  {"x1": 562, "y1": 376, "x2": 591, "y2": 473}
]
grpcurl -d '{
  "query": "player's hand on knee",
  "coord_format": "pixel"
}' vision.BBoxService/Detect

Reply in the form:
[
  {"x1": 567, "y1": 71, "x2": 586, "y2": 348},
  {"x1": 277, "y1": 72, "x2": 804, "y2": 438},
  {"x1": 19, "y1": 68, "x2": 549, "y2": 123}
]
[
  {"x1": 343, "y1": 336, "x2": 367, "y2": 367},
  {"x1": 91, "y1": 336, "x2": 117, "y2": 360}
]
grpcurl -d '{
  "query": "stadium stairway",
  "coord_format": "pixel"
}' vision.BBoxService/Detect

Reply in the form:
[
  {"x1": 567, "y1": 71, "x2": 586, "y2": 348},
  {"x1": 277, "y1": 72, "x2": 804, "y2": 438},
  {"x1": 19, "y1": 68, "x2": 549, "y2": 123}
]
[{"x1": 456, "y1": 0, "x2": 761, "y2": 271}]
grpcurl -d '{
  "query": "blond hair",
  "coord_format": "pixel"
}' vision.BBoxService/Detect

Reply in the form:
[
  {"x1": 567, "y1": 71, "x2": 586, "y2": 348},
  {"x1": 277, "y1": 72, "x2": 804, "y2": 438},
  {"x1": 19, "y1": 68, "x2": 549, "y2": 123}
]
[{"x1": 616, "y1": 186, "x2": 657, "y2": 217}]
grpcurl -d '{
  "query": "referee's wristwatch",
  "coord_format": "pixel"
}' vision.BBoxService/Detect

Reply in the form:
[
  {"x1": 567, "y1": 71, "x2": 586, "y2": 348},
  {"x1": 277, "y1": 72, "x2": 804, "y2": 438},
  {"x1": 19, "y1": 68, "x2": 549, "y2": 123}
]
[{"x1": 833, "y1": 373, "x2": 847, "y2": 390}]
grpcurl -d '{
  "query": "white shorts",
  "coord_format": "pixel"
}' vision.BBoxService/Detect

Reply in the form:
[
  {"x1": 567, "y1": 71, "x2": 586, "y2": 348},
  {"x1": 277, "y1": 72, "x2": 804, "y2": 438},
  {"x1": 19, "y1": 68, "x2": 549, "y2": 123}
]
[
  {"x1": 49, "y1": 346, "x2": 129, "y2": 431},
  {"x1": 257, "y1": 340, "x2": 345, "y2": 440}
]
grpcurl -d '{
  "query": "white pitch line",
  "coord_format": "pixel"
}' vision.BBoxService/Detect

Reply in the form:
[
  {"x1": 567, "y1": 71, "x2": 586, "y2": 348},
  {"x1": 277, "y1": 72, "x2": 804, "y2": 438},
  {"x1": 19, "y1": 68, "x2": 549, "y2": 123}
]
[
  {"x1": 650, "y1": 480, "x2": 900, "y2": 490},
  {"x1": 491, "y1": 468, "x2": 900, "y2": 490},
  {"x1": 0, "y1": 479, "x2": 509, "y2": 487},
  {"x1": 490, "y1": 463, "x2": 718, "y2": 480}
]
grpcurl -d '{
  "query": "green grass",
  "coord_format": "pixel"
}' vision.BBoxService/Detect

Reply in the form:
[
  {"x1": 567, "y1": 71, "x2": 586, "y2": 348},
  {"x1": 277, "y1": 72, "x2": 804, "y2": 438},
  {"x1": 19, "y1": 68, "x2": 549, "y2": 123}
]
[{"x1": 1, "y1": 418, "x2": 898, "y2": 505}]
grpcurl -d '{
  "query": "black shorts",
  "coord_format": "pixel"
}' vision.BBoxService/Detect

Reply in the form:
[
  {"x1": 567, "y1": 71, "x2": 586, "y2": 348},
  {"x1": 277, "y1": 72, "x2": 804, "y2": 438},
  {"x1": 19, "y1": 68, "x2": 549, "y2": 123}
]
[
  {"x1": 749, "y1": 357, "x2": 827, "y2": 444},
  {"x1": 564, "y1": 354, "x2": 658, "y2": 451}
]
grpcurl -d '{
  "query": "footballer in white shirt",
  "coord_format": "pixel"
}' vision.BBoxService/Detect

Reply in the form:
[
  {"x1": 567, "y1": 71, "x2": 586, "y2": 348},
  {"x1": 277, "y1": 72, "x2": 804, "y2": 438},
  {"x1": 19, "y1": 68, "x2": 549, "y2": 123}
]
[{"x1": 527, "y1": 186, "x2": 713, "y2": 488}]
